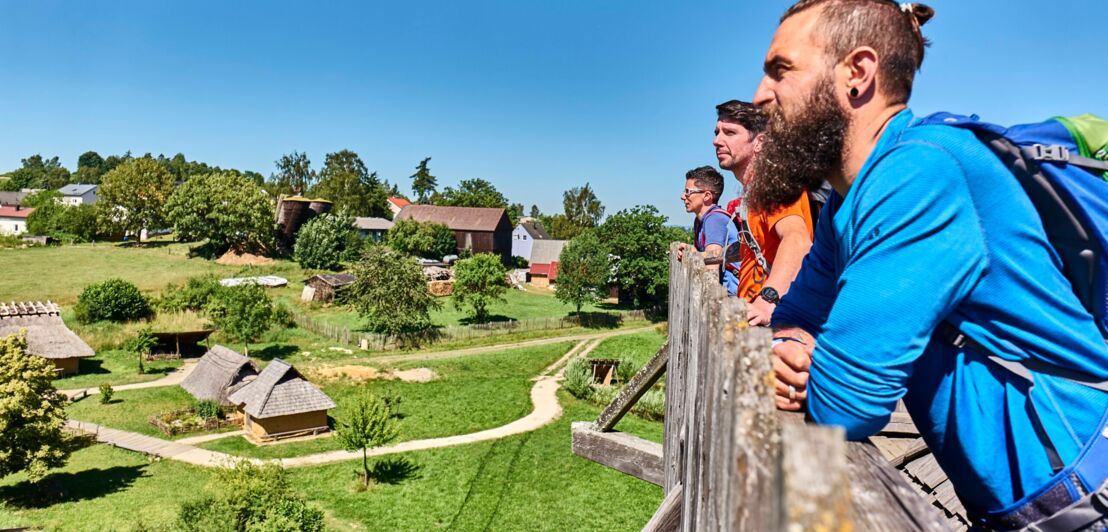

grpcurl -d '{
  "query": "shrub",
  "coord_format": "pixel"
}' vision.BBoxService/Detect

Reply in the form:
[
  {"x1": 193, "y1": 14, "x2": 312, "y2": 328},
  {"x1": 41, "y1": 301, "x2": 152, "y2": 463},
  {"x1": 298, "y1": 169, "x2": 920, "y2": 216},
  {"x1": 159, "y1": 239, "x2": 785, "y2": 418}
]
[
  {"x1": 293, "y1": 212, "x2": 360, "y2": 270},
  {"x1": 27, "y1": 202, "x2": 103, "y2": 243},
  {"x1": 562, "y1": 358, "x2": 594, "y2": 400},
  {"x1": 630, "y1": 389, "x2": 666, "y2": 421},
  {"x1": 616, "y1": 356, "x2": 641, "y2": 384},
  {"x1": 157, "y1": 275, "x2": 223, "y2": 313},
  {"x1": 74, "y1": 278, "x2": 152, "y2": 324},
  {"x1": 271, "y1": 302, "x2": 295, "y2": 328},
  {"x1": 98, "y1": 383, "x2": 114, "y2": 404},
  {"x1": 177, "y1": 461, "x2": 324, "y2": 532},
  {"x1": 194, "y1": 399, "x2": 222, "y2": 420}
]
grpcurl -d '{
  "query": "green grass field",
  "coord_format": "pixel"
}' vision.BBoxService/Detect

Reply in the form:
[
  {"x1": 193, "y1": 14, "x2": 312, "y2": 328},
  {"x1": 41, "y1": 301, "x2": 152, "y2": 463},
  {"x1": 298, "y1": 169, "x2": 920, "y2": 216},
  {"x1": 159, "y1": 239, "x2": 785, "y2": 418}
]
[
  {"x1": 65, "y1": 386, "x2": 240, "y2": 441},
  {"x1": 1, "y1": 395, "x2": 662, "y2": 531}
]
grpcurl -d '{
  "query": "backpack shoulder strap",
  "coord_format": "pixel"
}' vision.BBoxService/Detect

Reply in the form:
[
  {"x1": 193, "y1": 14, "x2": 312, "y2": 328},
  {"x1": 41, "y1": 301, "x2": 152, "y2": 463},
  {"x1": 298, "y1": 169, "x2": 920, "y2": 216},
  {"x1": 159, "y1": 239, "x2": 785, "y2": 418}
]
[{"x1": 734, "y1": 203, "x2": 772, "y2": 275}]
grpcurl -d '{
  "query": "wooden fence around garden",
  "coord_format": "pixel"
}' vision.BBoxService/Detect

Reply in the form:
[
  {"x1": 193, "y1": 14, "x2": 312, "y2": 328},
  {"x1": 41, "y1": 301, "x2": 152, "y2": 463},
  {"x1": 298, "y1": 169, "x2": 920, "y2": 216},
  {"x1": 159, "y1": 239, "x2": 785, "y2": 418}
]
[
  {"x1": 292, "y1": 308, "x2": 652, "y2": 351},
  {"x1": 572, "y1": 244, "x2": 957, "y2": 531}
]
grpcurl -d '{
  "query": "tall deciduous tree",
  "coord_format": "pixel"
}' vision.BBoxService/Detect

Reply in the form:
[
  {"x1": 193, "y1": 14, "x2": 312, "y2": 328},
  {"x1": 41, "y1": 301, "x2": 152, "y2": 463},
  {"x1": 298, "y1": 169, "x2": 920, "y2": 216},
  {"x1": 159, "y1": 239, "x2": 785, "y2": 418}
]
[
  {"x1": 205, "y1": 284, "x2": 274, "y2": 355},
  {"x1": 335, "y1": 392, "x2": 399, "y2": 487},
  {"x1": 433, "y1": 178, "x2": 508, "y2": 210},
  {"x1": 563, "y1": 183, "x2": 605, "y2": 228},
  {"x1": 0, "y1": 334, "x2": 71, "y2": 481},
  {"x1": 410, "y1": 157, "x2": 437, "y2": 204},
  {"x1": 164, "y1": 171, "x2": 275, "y2": 253},
  {"x1": 595, "y1": 205, "x2": 687, "y2": 308},
  {"x1": 350, "y1": 246, "x2": 440, "y2": 340},
  {"x1": 97, "y1": 158, "x2": 175, "y2": 241},
  {"x1": 75, "y1": 151, "x2": 106, "y2": 184},
  {"x1": 293, "y1": 212, "x2": 360, "y2": 270},
  {"x1": 1, "y1": 154, "x2": 72, "y2": 191},
  {"x1": 452, "y1": 253, "x2": 508, "y2": 323},
  {"x1": 529, "y1": 204, "x2": 542, "y2": 218},
  {"x1": 271, "y1": 151, "x2": 316, "y2": 195},
  {"x1": 386, "y1": 219, "x2": 457, "y2": 260},
  {"x1": 555, "y1": 231, "x2": 611, "y2": 314},
  {"x1": 313, "y1": 150, "x2": 389, "y2": 217}
]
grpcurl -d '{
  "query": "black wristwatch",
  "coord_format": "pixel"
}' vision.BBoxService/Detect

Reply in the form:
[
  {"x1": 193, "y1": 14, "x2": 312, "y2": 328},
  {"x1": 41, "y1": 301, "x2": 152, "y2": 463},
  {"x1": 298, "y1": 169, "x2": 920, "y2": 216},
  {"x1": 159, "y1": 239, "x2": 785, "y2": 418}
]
[{"x1": 758, "y1": 286, "x2": 780, "y2": 305}]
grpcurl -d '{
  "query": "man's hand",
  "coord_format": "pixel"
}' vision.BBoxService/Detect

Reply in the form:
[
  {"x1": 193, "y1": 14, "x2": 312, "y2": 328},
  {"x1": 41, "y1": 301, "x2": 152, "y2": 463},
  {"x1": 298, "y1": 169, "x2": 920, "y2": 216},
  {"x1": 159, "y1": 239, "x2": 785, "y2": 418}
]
[
  {"x1": 676, "y1": 242, "x2": 687, "y2": 262},
  {"x1": 746, "y1": 296, "x2": 775, "y2": 326},
  {"x1": 772, "y1": 327, "x2": 815, "y2": 411}
]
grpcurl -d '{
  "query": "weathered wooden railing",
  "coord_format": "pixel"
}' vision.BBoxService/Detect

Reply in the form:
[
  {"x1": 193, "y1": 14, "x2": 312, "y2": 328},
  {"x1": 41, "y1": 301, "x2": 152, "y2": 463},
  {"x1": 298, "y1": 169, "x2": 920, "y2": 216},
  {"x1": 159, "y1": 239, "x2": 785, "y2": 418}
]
[{"x1": 572, "y1": 244, "x2": 951, "y2": 531}]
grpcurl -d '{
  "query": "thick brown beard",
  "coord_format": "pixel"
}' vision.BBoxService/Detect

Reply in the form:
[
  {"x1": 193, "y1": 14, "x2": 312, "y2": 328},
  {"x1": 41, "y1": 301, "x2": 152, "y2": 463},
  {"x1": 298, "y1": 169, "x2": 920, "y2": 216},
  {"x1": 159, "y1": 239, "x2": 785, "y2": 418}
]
[{"x1": 747, "y1": 75, "x2": 848, "y2": 213}]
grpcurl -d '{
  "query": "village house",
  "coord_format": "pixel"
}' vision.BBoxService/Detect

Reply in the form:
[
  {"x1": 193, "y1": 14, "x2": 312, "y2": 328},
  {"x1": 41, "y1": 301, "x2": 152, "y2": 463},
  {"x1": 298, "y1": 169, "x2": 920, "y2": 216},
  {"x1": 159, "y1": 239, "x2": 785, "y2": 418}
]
[
  {"x1": 301, "y1": 273, "x2": 355, "y2": 303},
  {"x1": 352, "y1": 216, "x2": 393, "y2": 242},
  {"x1": 0, "y1": 191, "x2": 27, "y2": 207},
  {"x1": 395, "y1": 204, "x2": 513, "y2": 264},
  {"x1": 528, "y1": 239, "x2": 568, "y2": 288},
  {"x1": 0, "y1": 205, "x2": 33, "y2": 235},
  {"x1": 511, "y1": 221, "x2": 551, "y2": 263},
  {"x1": 180, "y1": 345, "x2": 259, "y2": 405},
  {"x1": 385, "y1": 196, "x2": 410, "y2": 217},
  {"x1": 227, "y1": 358, "x2": 336, "y2": 442},
  {"x1": 0, "y1": 301, "x2": 94, "y2": 376},
  {"x1": 57, "y1": 184, "x2": 98, "y2": 206}
]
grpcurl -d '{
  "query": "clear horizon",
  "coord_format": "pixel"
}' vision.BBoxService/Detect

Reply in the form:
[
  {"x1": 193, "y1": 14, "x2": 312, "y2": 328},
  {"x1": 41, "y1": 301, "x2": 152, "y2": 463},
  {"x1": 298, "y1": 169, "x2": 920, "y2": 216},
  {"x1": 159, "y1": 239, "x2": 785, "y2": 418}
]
[{"x1": 2, "y1": 1, "x2": 1105, "y2": 223}]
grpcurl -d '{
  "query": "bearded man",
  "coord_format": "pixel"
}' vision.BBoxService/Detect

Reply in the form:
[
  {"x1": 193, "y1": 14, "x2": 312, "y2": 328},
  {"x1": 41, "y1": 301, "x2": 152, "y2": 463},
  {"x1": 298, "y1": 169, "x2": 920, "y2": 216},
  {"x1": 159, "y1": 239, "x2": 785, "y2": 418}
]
[{"x1": 756, "y1": 1, "x2": 1108, "y2": 528}]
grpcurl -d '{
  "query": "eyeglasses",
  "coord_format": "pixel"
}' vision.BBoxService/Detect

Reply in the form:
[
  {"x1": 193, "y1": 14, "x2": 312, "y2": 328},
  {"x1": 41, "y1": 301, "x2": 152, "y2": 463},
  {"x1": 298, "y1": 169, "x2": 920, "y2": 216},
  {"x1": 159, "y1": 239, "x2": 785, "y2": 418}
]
[{"x1": 682, "y1": 188, "x2": 708, "y2": 197}]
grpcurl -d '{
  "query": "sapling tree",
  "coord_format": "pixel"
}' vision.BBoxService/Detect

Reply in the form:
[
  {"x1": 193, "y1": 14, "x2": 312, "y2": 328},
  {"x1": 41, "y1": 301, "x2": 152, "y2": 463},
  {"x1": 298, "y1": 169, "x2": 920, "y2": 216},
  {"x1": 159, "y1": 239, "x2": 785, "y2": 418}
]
[{"x1": 335, "y1": 392, "x2": 399, "y2": 487}]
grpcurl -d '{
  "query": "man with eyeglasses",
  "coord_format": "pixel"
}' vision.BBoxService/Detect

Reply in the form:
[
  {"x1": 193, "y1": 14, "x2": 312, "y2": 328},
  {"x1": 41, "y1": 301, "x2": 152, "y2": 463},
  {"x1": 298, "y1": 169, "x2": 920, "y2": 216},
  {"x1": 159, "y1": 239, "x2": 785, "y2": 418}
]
[
  {"x1": 680, "y1": 166, "x2": 741, "y2": 296},
  {"x1": 714, "y1": 100, "x2": 814, "y2": 325}
]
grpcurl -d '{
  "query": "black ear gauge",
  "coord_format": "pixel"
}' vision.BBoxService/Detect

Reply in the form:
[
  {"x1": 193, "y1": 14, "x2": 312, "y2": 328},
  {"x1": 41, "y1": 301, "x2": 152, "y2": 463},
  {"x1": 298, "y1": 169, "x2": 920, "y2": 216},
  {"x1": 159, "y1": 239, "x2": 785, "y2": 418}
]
[{"x1": 849, "y1": 87, "x2": 859, "y2": 98}]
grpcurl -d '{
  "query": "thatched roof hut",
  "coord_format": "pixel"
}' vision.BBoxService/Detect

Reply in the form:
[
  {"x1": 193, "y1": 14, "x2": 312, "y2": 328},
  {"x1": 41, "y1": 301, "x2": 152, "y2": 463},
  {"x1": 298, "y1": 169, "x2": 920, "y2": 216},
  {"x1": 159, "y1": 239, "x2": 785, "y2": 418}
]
[
  {"x1": 0, "y1": 301, "x2": 94, "y2": 376},
  {"x1": 180, "y1": 345, "x2": 259, "y2": 405},
  {"x1": 227, "y1": 358, "x2": 336, "y2": 441}
]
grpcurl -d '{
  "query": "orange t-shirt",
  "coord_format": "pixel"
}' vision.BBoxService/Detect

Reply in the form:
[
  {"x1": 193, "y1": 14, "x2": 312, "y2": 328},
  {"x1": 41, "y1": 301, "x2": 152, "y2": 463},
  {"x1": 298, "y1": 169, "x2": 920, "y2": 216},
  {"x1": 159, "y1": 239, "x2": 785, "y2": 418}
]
[{"x1": 726, "y1": 196, "x2": 814, "y2": 302}]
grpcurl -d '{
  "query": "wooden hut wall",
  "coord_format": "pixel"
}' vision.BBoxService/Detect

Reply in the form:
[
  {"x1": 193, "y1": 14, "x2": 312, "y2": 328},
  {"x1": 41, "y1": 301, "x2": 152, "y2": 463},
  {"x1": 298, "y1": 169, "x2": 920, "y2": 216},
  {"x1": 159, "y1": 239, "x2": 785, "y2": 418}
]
[{"x1": 246, "y1": 411, "x2": 328, "y2": 439}]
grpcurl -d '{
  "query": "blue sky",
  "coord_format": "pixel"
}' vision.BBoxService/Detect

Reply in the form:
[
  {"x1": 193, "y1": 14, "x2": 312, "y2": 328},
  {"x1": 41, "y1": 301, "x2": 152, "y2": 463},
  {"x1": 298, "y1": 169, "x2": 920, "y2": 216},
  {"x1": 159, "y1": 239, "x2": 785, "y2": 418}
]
[{"x1": 1, "y1": 1, "x2": 1105, "y2": 223}]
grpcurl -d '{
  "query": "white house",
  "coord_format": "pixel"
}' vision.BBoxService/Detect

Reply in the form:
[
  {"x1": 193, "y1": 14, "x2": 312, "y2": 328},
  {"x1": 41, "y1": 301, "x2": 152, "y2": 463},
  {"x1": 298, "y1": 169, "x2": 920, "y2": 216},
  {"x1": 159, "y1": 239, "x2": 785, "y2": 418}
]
[
  {"x1": 0, "y1": 205, "x2": 34, "y2": 235},
  {"x1": 386, "y1": 197, "x2": 410, "y2": 217},
  {"x1": 511, "y1": 221, "x2": 551, "y2": 262},
  {"x1": 57, "y1": 184, "x2": 98, "y2": 206}
]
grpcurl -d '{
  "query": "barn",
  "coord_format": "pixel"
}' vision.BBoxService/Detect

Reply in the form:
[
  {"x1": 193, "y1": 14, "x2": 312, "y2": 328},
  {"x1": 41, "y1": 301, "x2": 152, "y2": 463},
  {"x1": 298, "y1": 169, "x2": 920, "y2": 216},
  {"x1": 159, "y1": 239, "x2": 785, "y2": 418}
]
[
  {"x1": 227, "y1": 358, "x2": 336, "y2": 442},
  {"x1": 301, "y1": 273, "x2": 356, "y2": 303},
  {"x1": 0, "y1": 301, "x2": 94, "y2": 376},
  {"x1": 395, "y1": 205, "x2": 513, "y2": 264}
]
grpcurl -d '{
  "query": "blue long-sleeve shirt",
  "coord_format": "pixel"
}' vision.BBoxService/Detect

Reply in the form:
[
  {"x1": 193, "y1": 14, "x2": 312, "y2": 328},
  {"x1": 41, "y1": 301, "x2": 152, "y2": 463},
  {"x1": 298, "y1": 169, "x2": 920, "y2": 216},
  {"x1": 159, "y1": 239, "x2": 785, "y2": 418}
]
[{"x1": 772, "y1": 109, "x2": 1108, "y2": 514}]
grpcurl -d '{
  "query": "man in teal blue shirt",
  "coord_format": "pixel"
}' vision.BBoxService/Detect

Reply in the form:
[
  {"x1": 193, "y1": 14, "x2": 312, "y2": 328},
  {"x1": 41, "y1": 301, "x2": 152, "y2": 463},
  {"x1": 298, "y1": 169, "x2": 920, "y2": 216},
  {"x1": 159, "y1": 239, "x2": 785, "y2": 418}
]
[{"x1": 753, "y1": 1, "x2": 1108, "y2": 528}]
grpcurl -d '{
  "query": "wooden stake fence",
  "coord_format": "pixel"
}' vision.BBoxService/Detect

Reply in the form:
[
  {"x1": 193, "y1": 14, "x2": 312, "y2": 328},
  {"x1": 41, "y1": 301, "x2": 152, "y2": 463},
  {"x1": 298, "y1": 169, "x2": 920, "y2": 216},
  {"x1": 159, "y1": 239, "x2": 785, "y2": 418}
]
[{"x1": 572, "y1": 244, "x2": 951, "y2": 531}]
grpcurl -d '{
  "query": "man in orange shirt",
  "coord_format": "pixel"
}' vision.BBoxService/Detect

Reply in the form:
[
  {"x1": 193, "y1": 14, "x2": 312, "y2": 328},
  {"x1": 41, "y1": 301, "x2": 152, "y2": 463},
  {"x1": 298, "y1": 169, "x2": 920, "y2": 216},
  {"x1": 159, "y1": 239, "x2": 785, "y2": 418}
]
[{"x1": 713, "y1": 100, "x2": 814, "y2": 325}]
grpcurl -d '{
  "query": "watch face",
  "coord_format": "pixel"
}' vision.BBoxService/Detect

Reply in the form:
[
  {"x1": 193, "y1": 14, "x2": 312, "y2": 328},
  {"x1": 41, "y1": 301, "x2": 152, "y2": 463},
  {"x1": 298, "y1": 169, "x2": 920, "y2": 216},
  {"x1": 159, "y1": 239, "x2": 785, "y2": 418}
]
[{"x1": 760, "y1": 286, "x2": 780, "y2": 303}]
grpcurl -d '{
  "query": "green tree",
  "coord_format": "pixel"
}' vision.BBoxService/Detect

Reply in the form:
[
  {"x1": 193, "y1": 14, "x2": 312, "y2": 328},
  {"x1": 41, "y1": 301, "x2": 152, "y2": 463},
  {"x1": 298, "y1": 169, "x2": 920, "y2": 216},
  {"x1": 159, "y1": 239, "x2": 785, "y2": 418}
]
[
  {"x1": 335, "y1": 392, "x2": 399, "y2": 487},
  {"x1": 542, "y1": 214, "x2": 587, "y2": 240},
  {"x1": 28, "y1": 202, "x2": 102, "y2": 243},
  {"x1": 410, "y1": 157, "x2": 437, "y2": 204},
  {"x1": 293, "y1": 212, "x2": 360, "y2": 270},
  {"x1": 74, "y1": 278, "x2": 152, "y2": 323},
  {"x1": 97, "y1": 157, "x2": 175, "y2": 241},
  {"x1": 350, "y1": 246, "x2": 440, "y2": 339},
  {"x1": 563, "y1": 183, "x2": 605, "y2": 229},
  {"x1": 452, "y1": 253, "x2": 507, "y2": 323},
  {"x1": 595, "y1": 205, "x2": 687, "y2": 308},
  {"x1": 433, "y1": 178, "x2": 508, "y2": 210},
  {"x1": 270, "y1": 151, "x2": 316, "y2": 195},
  {"x1": 529, "y1": 204, "x2": 542, "y2": 218},
  {"x1": 313, "y1": 150, "x2": 389, "y2": 217},
  {"x1": 2, "y1": 154, "x2": 72, "y2": 191},
  {"x1": 21, "y1": 189, "x2": 61, "y2": 208},
  {"x1": 205, "y1": 284, "x2": 274, "y2": 355},
  {"x1": 177, "y1": 461, "x2": 324, "y2": 532},
  {"x1": 555, "y1": 231, "x2": 611, "y2": 314},
  {"x1": 0, "y1": 334, "x2": 71, "y2": 481},
  {"x1": 164, "y1": 171, "x2": 274, "y2": 253},
  {"x1": 386, "y1": 219, "x2": 457, "y2": 259},
  {"x1": 75, "y1": 151, "x2": 105, "y2": 184},
  {"x1": 124, "y1": 327, "x2": 157, "y2": 375}
]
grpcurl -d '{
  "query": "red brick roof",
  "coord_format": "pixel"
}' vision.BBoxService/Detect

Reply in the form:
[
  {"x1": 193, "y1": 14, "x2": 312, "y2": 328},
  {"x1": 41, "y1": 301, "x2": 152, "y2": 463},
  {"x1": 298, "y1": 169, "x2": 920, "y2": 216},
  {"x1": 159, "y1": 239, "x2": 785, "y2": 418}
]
[
  {"x1": 395, "y1": 204, "x2": 508, "y2": 232},
  {"x1": 388, "y1": 197, "x2": 411, "y2": 208},
  {"x1": 530, "y1": 261, "x2": 560, "y2": 280},
  {"x1": 0, "y1": 206, "x2": 33, "y2": 219}
]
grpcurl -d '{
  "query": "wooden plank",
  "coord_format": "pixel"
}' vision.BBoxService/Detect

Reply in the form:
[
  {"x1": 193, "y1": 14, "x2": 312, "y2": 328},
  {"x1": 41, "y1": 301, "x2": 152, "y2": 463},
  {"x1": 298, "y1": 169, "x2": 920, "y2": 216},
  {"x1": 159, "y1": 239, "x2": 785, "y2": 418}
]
[
  {"x1": 570, "y1": 422, "x2": 664, "y2": 487},
  {"x1": 663, "y1": 243, "x2": 690, "y2": 493},
  {"x1": 880, "y1": 412, "x2": 920, "y2": 436},
  {"x1": 594, "y1": 340, "x2": 669, "y2": 432},
  {"x1": 780, "y1": 423, "x2": 852, "y2": 531},
  {"x1": 887, "y1": 438, "x2": 931, "y2": 468},
  {"x1": 843, "y1": 439, "x2": 953, "y2": 531},
  {"x1": 642, "y1": 482, "x2": 683, "y2": 532},
  {"x1": 679, "y1": 253, "x2": 706, "y2": 531}
]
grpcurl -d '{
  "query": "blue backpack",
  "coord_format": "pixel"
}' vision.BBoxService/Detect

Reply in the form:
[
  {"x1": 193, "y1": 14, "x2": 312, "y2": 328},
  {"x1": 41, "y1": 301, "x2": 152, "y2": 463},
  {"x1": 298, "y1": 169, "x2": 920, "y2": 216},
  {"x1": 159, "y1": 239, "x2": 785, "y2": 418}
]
[{"x1": 918, "y1": 112, "x2": 1108, "y2": 339}]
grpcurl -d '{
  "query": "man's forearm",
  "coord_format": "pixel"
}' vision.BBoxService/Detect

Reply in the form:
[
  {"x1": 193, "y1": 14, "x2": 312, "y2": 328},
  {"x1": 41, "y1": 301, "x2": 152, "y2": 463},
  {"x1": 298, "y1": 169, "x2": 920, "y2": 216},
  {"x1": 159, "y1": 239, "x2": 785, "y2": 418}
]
[{"x1": 763, "y1": 234, "x2": 811, "y2": 295}]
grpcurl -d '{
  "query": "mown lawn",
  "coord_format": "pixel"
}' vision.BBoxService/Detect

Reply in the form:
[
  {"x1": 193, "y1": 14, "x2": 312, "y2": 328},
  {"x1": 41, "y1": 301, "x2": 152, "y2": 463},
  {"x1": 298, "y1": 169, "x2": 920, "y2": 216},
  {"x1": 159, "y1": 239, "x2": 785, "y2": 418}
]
[
  {"x1": 65, "y1": 386, "x2": 238, "y2": 441},
  {"x1": 588, "y1": 329, "x2": 668, "y2": 368},
  {"x1": 2, "y1": 395, "x2": 663, "y2": 531},
  {"x1": 52, "y1": 349, "x2": 183, "y2": 391},
  {"x1": 200, "y1": 341, "x2": 575, "y2": 459}
]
